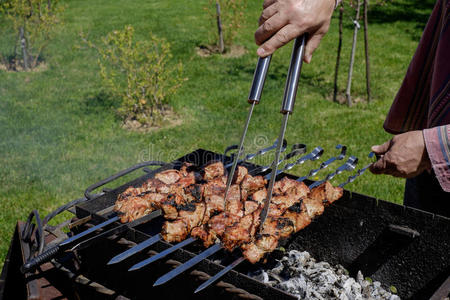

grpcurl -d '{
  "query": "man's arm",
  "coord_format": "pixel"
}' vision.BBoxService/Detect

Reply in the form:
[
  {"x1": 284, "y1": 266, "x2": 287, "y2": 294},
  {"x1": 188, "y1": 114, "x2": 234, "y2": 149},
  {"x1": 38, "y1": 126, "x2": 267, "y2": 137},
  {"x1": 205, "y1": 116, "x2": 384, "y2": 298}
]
[
  {"x1": 255, "y1": 0, "x2": 338, "y2": 63},
  {"x1": 370, "y1": 126, "x2": 450, "y2": 192}
]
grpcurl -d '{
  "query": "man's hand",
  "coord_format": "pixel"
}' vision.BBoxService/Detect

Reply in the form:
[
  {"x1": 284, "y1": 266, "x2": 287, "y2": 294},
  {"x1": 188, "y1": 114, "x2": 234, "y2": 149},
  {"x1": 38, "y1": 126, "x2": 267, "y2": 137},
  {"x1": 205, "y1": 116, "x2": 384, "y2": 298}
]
[
  {"x1": 255, "y1": 0, "x2": 335, "y2": 63},
  {"x1": 369, "y1": 131, "x2": 432, "y2": 178}
]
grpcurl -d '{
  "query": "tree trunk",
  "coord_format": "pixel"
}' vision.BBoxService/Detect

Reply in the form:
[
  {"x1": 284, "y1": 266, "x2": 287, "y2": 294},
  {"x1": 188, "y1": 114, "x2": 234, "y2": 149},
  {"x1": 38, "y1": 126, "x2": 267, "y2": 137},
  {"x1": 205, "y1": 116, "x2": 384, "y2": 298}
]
[
  {"x1": 363, "y1": 0, "x2": 371, "y2": 102},
  {"x1": 333, "y1": 4, "x2": 344, "y2": 103},
  {"x1": 345, "y1": 0, "x2": 362, "y2": 107},
  {"x1": 19, "y1": 26, "x2": 30, "y2": 70},
  {"x1": 216, "y1": 1, "x2": 224, "y2": 54}
]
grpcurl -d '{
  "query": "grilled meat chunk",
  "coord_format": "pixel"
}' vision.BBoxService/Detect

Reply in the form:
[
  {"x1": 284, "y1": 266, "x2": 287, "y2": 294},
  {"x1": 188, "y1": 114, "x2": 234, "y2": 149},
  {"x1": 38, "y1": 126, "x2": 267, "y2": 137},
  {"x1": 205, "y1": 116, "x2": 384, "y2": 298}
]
[
  {"x1": 161, "y1": 219, "x2": 188, "y2": 243},
  {"x1": 225, "y1": 185, "x2": 243, "y2": 217},
  {"x1": 155, "y1": 169, "x2": 181, "y2": 185},
  {"x1": 116, "y1": 193, "x2": 166, "y2": 223},
  {"x1": 283, "y1": 200, "x2": 311, "y2": 232},
  {"x1": 160, "y1": 194, "x2": 186, "y2": 220},
  {"x1": 244, "y1": 200, "x2": 260, "y2": 215},
  {"x1": 221, "y1": 213, "x2": 255, "y2": 251},
  {"x1": 203, "y1": 161, "x2": 225, "y2": 181},
  {"x1": 241, "y1": 175, "x2": 266, "y2": 194},
  {"x1": 161, "y1": 202, "x2": 207, "y2": 243},
  {"x1": 233, "y1": 166, "x2": 248, "y2": 185},
  {"x1": 241, "y1": 234, "x2": 278, "y2": 264},
  {"x1": 250, "y1": 188, "x2": 267, "y2": 205}
]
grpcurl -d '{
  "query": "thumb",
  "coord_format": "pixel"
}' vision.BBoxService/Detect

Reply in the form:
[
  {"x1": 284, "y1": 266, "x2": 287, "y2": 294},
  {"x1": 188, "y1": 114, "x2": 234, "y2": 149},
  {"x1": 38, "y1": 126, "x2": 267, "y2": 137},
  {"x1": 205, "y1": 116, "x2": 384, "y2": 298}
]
[{"x1": 371, "y1": 140, "x2": 391, "y2": 155}]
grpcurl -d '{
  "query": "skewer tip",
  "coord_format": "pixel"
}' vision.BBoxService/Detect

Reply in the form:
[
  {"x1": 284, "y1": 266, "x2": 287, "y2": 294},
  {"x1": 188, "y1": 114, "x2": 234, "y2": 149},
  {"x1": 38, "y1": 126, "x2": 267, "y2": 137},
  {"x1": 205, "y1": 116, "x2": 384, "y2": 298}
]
[
  {"x1": 153, "y1": 276, "x2": 168, "y2": 287},
  {"x1": 128, "y1": 264, "x2": 142, "y2": 272},
  {"x1": 106, "y1": 257, "x2": 120, "y2": 265}
]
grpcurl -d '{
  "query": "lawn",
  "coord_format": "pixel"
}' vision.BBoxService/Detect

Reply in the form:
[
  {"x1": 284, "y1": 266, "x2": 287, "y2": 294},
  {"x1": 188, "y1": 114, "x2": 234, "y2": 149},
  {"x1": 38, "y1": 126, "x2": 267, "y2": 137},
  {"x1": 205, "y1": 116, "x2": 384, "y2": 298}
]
[{"x1": 0, "y1": 0, "x2": 435, "y2": 267}]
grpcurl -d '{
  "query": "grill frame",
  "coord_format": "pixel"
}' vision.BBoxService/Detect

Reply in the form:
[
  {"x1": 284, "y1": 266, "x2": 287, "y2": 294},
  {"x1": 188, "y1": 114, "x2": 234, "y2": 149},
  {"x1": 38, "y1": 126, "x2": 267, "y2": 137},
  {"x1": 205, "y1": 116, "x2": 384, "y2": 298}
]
[{"x1": 69, "y1": 148, "x2": 449, "y2": 299}]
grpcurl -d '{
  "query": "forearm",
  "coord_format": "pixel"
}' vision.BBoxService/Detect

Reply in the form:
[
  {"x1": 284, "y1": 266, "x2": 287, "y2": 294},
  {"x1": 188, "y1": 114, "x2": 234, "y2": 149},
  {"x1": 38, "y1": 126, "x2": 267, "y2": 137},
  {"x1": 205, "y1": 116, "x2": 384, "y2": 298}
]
[{"x1": 423, "y1": 125, "x2": 450, "y2": 192}]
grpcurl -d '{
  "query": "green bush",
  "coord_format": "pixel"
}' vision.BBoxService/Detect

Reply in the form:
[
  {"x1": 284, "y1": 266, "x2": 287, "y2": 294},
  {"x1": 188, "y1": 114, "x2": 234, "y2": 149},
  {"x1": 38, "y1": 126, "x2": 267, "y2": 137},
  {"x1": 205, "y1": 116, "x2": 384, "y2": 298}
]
[{"x1": 83, "y1": 25, "x2": 186, "y2": 126}]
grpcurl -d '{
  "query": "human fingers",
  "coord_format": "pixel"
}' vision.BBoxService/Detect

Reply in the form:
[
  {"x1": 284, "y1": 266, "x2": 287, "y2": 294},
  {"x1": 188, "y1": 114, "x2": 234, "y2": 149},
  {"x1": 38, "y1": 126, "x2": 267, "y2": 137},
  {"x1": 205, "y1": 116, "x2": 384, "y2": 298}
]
[
  {"x1": 369, "y1": 156, "x2": 390, "y2": 175},
  {"x1": 257, "y1": 24, "x2": 303, "y2": 57},
  {"x1": 371, "y1": 140, "x2": 392, "y2": 155},
  {"x1": 259, "y1": 3, "x2": 279, "y2": 26},
  {"x1": 255, "y1": 12, "x2": 288, "y2": 46},
  {"x1": 263, "y1": 0, "x2": 277, "y2": 9},
  {"x1": 303, "y1": 32, "x2": 325, "y2": 63}
]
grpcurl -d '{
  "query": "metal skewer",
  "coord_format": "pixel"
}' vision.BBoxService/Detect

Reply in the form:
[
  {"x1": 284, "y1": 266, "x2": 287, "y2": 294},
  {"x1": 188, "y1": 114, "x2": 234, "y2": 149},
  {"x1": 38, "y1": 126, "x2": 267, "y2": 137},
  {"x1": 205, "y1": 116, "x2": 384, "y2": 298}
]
[
  {"x1": 153, "y1": 243, "x2": 223, "y2": 286},
  {"x1": 254, "y1": 143, "x2": 306, "y2": 174},
  {"x1": 224, "y1": 138, "x2": 287, "y2": 169},
  {"x1": 21, "y1": 215, "x2": 120, "y2": 273},
  {"x1": 194, "y1": 256, "x2": 245, "y2": 293},
  {"x1": 71, "y1": 209, "x2": 161, "y2": 252},
  {"x1": 309, "y1": 155, "x2": 359, "y2": 188},
  {"x1": 107, "y1": 234, "x2": 162, "y2": 265},
  {"x1": 296, "y1": 144, "x2": 347, "y2": 182},
  {"x1": 260, "y1": 35, "x2": 307, "y2": 231},
  {"x1": 339, "y1": 152, "x2": 375, "y2": 188},
  {"x1": 266, "y1": 146, "x2": 324, "y2": 179},
  {"x1": 128, "y1": 237, "x2": 197, "y2": 271},
  {"x1": 224, "y1": 55, "x2": 272, "y2": 209}
]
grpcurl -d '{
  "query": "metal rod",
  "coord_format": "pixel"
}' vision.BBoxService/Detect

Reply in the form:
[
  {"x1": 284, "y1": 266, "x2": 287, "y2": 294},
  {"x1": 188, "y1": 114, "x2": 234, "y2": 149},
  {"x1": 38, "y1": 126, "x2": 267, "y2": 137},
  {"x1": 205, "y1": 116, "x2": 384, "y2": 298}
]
[
  {"x1": 253, "y1": 143, "x2": 306, "y2": 174},
  {"x1": 338, "y1": 152, "x2": 375, "y2": 187},
  {"x1": 71, "y1": 210, "x2": 161, "y2": 252},
  {"x1": 269, "y1": 146, "x2": 324, "y2": 179},
  {"x1": 259, "y1": 113, "x2": 290, "y2": 231},
  {"x1": 21, "y1": 215, "x2": 120, "y2": 273},
  {"x1": 128, "y1": 237, "x2": 196, "y2": 271},
  {"x1": 296, "y1": 145, "x2": 347, "y2": 182},
  {"x1": 107, "y1": 234, "x2": 161, "y2": 265},
  {"x1": 153, "y1": 243, "x2": 222, "y2": 287},
  {"x1": 224, "y1": 102, "x2": 256, "y2": 209},
  {"x1": 224, "y1": 139, "x2": 285, "y2": 169},
  {"x1": 194, "y1": 257, "x2": 245, "y2": 293},
  {"x1": 309, "y1": 156, "x2": 358, "y2": 189}
]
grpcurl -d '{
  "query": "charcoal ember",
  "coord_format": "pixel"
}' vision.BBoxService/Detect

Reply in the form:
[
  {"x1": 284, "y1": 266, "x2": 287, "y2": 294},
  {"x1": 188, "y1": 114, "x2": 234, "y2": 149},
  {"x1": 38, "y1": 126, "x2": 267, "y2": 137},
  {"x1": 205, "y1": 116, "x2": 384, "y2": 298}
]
[{"x1": 249, "y1": 250, "x2": 401, "y2": 300}]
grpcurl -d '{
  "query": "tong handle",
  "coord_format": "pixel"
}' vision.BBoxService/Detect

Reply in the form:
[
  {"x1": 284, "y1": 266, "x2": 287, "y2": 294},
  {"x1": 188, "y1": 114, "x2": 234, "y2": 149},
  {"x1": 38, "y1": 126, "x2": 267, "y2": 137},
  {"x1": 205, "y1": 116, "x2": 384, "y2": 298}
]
[
  {"x1": 281, "y1": 35, "x2": 306, "y2": 114},
  {"x1": 248, "y1": 55, "x2": 272, "y2": 103}
]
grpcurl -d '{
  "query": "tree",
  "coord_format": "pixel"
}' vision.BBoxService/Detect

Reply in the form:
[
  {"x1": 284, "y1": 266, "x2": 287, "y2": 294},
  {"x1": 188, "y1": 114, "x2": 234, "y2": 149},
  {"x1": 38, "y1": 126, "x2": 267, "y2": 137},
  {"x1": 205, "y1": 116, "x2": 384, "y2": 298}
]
[
  {"x1": 1, "y1": 0, "x2": 64, "y2": 70},
  {"x1": 205, "y1": 0, "x2": 246, "y2": 53}
]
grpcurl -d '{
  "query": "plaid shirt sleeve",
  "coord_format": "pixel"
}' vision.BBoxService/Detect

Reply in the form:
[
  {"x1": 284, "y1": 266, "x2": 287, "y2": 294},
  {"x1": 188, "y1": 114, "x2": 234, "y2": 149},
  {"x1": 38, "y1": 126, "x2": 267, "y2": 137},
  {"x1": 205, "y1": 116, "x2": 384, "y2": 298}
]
[{"x1": 424, "y1": 125, "x2": 450, "y2": 192}]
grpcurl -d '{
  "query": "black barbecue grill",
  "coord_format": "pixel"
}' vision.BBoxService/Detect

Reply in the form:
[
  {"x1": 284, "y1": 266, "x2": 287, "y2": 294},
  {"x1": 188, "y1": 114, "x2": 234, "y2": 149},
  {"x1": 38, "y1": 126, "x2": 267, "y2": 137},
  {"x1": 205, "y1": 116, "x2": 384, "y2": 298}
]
[{"x1": 1, "y1": 147, "x2": 449, "y2": 300}]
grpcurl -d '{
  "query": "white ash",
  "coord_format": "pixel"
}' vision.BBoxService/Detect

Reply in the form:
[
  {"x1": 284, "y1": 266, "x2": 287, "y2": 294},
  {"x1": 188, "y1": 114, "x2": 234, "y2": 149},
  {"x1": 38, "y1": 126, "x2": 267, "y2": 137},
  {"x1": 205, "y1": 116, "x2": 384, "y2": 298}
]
[{"x1": 248, "y1": 250, "x2": 400, "y2": 300}]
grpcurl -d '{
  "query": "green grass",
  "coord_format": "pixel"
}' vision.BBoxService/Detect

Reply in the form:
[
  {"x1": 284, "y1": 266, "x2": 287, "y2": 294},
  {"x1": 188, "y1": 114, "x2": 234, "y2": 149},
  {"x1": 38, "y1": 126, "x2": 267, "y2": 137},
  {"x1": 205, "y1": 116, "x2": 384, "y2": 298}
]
[{"x1": 0, "y1": 0, "x2": 435, "y2": 267}]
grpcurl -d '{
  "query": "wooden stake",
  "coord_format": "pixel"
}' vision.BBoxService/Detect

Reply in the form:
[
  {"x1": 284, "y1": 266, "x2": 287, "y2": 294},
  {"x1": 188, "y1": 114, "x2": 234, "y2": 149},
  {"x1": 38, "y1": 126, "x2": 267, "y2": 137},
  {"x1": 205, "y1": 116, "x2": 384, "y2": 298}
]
[
  {"x1": 216, "y1": 1, "x2": 224, "y2": 54},
  {"x1": 363, "y1": 0, "x2": 371, "y2": 102},
  {"x1": 345, "y1": 0, "x2": 362, "y2": 107},
  {"x1": 333, "y1": 4, "x2": 344, "y2": 103}
]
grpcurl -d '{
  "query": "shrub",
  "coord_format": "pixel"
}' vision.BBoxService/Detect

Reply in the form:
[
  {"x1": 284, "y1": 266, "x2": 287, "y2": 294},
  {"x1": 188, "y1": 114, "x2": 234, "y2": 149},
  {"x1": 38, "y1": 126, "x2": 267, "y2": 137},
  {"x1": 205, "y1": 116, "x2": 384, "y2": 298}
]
[
  {"x1": 1, "y1": 0, "x2": 64, "y2": 70},
  {"x1": 82, "y1": 25, "x2": 186, "y2": 126}
]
